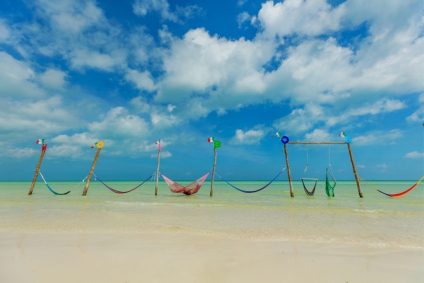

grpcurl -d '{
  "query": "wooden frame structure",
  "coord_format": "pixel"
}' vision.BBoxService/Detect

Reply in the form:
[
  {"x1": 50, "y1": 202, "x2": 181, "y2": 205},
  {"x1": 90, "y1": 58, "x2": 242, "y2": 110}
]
[{"x1": 283, "y1": 141, "x2": 363, "y2": 198}]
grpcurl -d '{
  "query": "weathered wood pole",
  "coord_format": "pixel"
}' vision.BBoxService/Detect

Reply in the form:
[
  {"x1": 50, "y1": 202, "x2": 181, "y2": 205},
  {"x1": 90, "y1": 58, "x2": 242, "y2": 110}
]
[
  {"x1": 347, "y1": 143, "x2": 363, "y2": 198},
  {"x1": 154, "y1": 145, "x2": 161, "y2": 196},
  {"x1": 82, "y1": 141, "x2": 104, "y2": 196},
  {"x1": 210, "y1": 148, "x2": 217, "y2": 197},
  {"x1": 28, "y1": 144, "x2": 47, "y2": 195},
  {"x1": 283, "y1": 143, "x2": 294, "y2": 197}
]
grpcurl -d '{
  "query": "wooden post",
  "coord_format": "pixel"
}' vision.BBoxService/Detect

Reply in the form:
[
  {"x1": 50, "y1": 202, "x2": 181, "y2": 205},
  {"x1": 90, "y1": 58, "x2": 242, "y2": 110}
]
[
  {"x1": 347, "y1": 143, "x2": 363, "y2": 198},
  {"x1": 82, "y1": 141, "x2": 104, "y2": 196},
  {"x1": 210, "y1": 148, "x2": 217, "y2": 197},
  {"x1": 154, "y1": 146, "x2": 161, "y2": 196},
  {"x1": 28, "y1": 144, "x2": 47, "y2": 195},
  {"x1": 283, "y1": 143, "x2": 294, "y2": 197}
]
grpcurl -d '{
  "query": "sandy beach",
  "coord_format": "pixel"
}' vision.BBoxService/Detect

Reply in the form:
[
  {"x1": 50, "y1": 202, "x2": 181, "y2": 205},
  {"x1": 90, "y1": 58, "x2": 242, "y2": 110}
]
[{"x1": 1, "y1": 181, "x2": 423, "y2": 282}]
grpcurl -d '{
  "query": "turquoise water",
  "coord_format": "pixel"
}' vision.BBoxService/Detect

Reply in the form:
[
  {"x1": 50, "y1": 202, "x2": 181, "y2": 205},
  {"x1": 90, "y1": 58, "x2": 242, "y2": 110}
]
[{"x1": 0, "y1": 180, "x2": 423, "y2": 250}]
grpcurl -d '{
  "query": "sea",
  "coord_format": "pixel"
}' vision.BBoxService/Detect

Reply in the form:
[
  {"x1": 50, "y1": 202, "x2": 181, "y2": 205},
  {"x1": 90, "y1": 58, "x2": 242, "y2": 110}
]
[{"x1": 0, "y1": 180, "x2": 423, "y2": 250}]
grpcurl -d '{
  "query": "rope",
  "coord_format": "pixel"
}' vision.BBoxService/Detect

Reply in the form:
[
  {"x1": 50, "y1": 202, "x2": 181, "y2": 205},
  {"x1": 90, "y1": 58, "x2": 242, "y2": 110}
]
[
  {"x1": 39, "y1": 172, "x2": 71, "y2": 195},
  {"x1": 94, "y1": 174, "x2": 153, "y2": 194},
  {"x1": 304, "y1": 150, "x2": 309, "y2": 173},
  {"x1": 301, "y1": 178, "x2": 318, "y2": 196},
  {"x1": 325, "y1": 167, "x2": 336, "y2": 197},
  {"x1": 217, "y1": 169, "x2": 285, "y2": 193}
]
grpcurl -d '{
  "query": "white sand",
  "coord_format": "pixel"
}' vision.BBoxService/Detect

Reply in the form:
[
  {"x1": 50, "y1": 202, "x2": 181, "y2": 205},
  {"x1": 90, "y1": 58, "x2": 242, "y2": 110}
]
[{"x1": 1, "y1": 230, "x2": 422, "y2": 283}]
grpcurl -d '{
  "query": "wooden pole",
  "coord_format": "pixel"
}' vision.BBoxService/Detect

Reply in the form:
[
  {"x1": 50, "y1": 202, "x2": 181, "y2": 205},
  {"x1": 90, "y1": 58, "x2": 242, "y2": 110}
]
[
  {"x1": 28, "y1": 144, "x2": 47, "y2": 195},
  {"x1": 154, "y1": 146, "x2": 161, "y2": 196},
  {"x1": 347, "y1": 143, "x2": 363, "y2": 198},
  {"x1": 289, "y1": 141, "x2": 346, "y2": 145},
  {"x1": 82, "y1": 145, "x2": 103, "y2": 196},
  {"x1": 210, "y1": 148, "x2": 217, "y2": 197},
  {"x1": 283, "y1": 143, "x2": 294, "y2": 197}
]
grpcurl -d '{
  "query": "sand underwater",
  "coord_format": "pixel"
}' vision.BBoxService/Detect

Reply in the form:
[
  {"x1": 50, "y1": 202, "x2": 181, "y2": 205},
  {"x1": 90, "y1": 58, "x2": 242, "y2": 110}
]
[{"x1": 0, "y1": 180, "x2": 423, "y2": 283}]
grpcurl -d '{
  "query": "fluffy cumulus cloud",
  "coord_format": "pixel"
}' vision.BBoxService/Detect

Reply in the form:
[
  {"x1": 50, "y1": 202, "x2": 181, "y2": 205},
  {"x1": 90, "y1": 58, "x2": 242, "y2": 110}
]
[
  {"x1": 257, "y1": 0, "x2": 345, "y2": 37},
  {"x1": 0, "y1": 0, "x2": 423, "y2": 163},
  {"x1": 231, "y1": 128, "x2": 266, "y2": 145}
]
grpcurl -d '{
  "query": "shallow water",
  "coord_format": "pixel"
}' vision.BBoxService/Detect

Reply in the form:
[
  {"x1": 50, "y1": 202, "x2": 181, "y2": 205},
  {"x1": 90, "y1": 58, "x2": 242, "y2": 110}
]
[{"x1": 0, "y1": 180, "x2": 423, "y2": 250}]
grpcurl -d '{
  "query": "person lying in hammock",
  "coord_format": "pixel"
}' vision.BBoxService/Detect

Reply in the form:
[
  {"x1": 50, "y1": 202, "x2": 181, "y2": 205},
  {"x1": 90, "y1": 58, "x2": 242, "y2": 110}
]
[{"x1": 162, "y1": 173, "x2": 209, "y2": 195}]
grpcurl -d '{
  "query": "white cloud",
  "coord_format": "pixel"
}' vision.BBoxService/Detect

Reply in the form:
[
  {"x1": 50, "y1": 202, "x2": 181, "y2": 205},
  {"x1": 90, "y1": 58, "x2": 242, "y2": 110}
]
[
  {"x1": 157, "y1": 27, "x2": 274, "y2": 105},
  {"x1": 39, "y1": 69, "x2": 67, "y2": 89},
  {"x1": 257, "y1": 0, "x2": 345, "y2": 37},
  {"x1": 133, "y1": 0, "x2": 200, "y2": 23},
  {"x1": 89, "y1": 107, "x2": 149, "y2": 138},
  {"x1": 0, "y1": 20, "x2": 10, "y2": 41},
  {"x1": 404, "y1": 151, "x2": 424, "y2": 159},
  {"x1": 304, "y1": 129, "x2": 331, "y2": 141},
  {"x1": 35, "y1": 0, "x2": 104, "y2": 34},
  {"x1": 237, "y1": 12, "x2": 253, "y2": 28},
  {"x1": 0, "y1": 146, "x2": 37, "y2": 158},
  {"x1": 231, "y1": 128, "x2": 266, "y2": 145},
  {"x1": 376, "y1": 163, "x2": 388, "y2": 172},
  {"x1": 353, "y1": 129, "x2": 402, "y2": 145},
  {"x1": 151, "y1": 150, "x2": 172, "y2": 159},
  {"x1": 125, "y1": 69, "x2": 156, "y2": 92},
  {"x1": 49, "y1": 132, "x2": 98, "y2": 158},
  {"x1": 70, "y1": 49, "x2": 125, "y2": 71},
  {"x1": 407, "y1": 95, "x2": 424, "y2": 123}
]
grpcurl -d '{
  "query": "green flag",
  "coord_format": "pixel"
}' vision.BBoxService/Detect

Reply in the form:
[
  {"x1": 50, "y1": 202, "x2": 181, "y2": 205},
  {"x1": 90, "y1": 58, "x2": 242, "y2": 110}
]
[{"x1": 213, "y1": 140, "x2": 221, "y2": 149}]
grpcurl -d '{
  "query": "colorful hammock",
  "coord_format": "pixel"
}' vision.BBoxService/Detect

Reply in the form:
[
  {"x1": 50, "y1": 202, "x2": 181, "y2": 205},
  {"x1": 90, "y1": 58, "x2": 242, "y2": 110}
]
[
  {"x1": 377, "y1": 176, "x2": 424, "y2": 198},
  {"x1": 161, "y1": 173, "x2": 209, "y2": 195},
  {"x1": 39, "y1": 172, "x2": 71, "y2": 195},
  {"x1": 94, "y1": 174, "x2": 153, "y2": 194},
  {"x1": 218, "y1": 170, "x2": 283, "y2": 193},
  {"x1": 325, "y1": 167, "x2": 336, "y2": 197},
  {"x1": 301, "y1": 178, "x2": 318, "y2": 196}
]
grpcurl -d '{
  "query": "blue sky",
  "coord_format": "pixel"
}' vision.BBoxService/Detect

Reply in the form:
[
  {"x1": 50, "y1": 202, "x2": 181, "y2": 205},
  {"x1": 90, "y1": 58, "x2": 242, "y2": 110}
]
[{"x1": 0, "y1": 0, "x2": 423, "y2": 181}]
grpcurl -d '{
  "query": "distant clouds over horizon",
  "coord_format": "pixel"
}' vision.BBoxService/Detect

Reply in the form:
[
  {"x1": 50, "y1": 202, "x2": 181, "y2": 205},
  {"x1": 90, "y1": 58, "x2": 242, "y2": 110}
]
[{"x1": 0, "y1": 0, "x2": 423, "y2": 180}]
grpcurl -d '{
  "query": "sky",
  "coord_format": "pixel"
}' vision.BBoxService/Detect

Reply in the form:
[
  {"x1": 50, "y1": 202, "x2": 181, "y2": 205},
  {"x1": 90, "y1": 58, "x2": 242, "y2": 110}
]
[{"x1": 0, "y1": 0, "x2": 423, "y2": 181}]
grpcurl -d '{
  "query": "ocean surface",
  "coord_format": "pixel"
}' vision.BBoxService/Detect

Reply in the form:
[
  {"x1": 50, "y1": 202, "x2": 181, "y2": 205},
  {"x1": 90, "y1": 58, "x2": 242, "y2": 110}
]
[{"x1": 0, "y1": 180, "x2": 423, "y2": 250}]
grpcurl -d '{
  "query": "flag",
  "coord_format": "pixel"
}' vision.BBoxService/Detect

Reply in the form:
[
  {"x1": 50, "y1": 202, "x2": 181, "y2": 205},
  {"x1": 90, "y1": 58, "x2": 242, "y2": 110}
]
[
  {"x1": 35, "y1": 138, "x2": 45, "y2": 145},
  {"x1": 213, "y1": 139, "x2": 221, "y2": 149},
  {"x1": 91, "y1": 141, "x2": 105, "y2": 149},
  {"x1": 207, "y1": 137, "x2": 214, "y2": 143}
]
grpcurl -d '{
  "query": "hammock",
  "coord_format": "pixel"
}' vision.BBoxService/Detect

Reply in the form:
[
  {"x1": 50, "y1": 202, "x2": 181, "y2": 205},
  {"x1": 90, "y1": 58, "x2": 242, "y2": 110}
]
[
  {"x1": 94, "y1": 174, "x2": 153, "y2": 194},
  {"x1": 301, "y1": 178, "x2": 318, "y2": 196},
  {"x1": 377, "y1": 176, "x2": 424, "y2": 198},
  {"x1": 39, "y1": 172, "x2": 71, "y2": 195},
  {"x1": 325, "y1": 167, "x2": 336, "y2": 197},
  {"x1": 218, "y1": 170, "x2": 283, "y2": 193},
  {"x1": 162, "y1": 173, "x2": 209, "y2": 195}
]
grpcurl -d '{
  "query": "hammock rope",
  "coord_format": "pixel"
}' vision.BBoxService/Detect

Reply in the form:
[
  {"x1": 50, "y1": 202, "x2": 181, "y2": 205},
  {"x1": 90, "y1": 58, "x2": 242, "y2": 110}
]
[
  {"x1": 94, "y1": 173, "x2": 153, "y2": 194},
  {"x1": 377, "y1": 176, "x2": 424, "y2": 198},
  {"x1": 39, "y1": 172, "x2": 71, "y2": 195},
  {"x1": 217, "y1": 169, "x2": 285, "y2": 193},
  {"x1": 162, "y1": 173, "x2": 209, "y2": 195},
  {"x1": 301, "y1": 178, "x2": 318, "y2": 196},
  {"x1": 325, "y1": 166, "x2": 336, "y2": 197},
  {"x1": 301, "y1": 150, "x2": 318, "y2": 196}
]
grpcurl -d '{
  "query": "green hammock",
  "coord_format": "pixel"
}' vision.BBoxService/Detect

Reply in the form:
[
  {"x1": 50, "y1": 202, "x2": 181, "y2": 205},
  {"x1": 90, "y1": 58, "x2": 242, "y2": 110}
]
[{"x1": 325, "y1": 167, "x2": 336, "y2": 197}]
